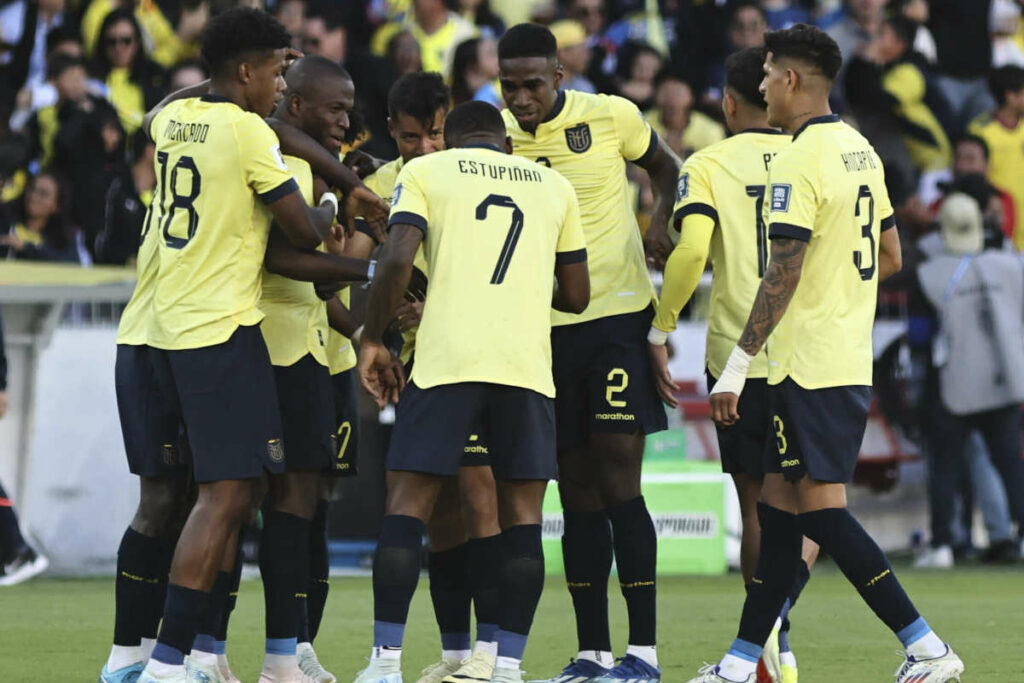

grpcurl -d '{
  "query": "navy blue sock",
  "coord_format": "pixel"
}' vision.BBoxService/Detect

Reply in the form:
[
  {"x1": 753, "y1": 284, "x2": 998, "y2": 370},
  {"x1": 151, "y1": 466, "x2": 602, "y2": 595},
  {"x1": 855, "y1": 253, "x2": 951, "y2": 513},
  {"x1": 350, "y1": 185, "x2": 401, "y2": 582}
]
[
  {"x1": 259, "y1": 511, "x2": 310, "y2": 641},
  {"x1": 778, "y1": 559, "x2": 810, "y2": 652},
  {"x1": 468, "y1": 534, "x2": 502, "y2": 644},
  {"x1": 114, "y1": 528, "x2": 175, "y2": 646},
  {"x1": 152, "y1": 584, "x2": 210, "y2": 666},
  {"x1": 216, "y1": 545, "x2": 243, "y2": 644},
  {"x1": 193, "y1": 571, "x2": 232, "y2": 653},
  {"x1": 562, "y1": 509, "x2": 612, "y2": 653},
  {"x1": 306, "y1": 500, "x2": 330, "y2": 642},
  {"x1": 373, "y1": 515, "x2": 425, "y2": 649},
  {"x1": 608, "y1": 496, "x2": 658, "y2": 647},
  {"x1": 496, "y1": 524, "x2": 544, "y2": 661},
  {"x1": 0, "y1": 482, "x2": 27, "y2": 561},
  {"x1": 799, "y1": 508, "x2": 921, "y2": 636},
  {"x1": 428, "y1": 544, "x2": 472, "y2": 653},
  {"x1": 732, "y1": 504, "x2": 803, "y2": 662}
]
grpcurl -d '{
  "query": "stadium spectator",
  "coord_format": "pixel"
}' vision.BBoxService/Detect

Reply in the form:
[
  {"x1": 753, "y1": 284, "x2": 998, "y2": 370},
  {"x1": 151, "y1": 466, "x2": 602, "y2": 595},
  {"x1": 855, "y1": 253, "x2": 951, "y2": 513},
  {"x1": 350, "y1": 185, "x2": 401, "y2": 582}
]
[
  {"x1": 929, "y1": 0, "x2": 995, "y2": 132},
  {"x1": 550, "y1": 19, "x2": 596, "y2": 93},
  {"x1": 760, "y1": 0, "x2": 811, "y2": 30},
  {"x1": 303, "y1": 1, "x2": 348, "y2": 64},
  {"x1": 456, "y1": 0, "x2": 506, "y2": 38},
  {"x1": 274, "y1": 0, "x2": 306, "y2": 49},
  {"x1": 615, "y1": 40, "x2": 662, "y2": 110},
  {"x1": 568, "y1": 0, "x2": 607, "y2": 38},
  {"x1": 0, "y1": 170, "x2": 78, "y2": 262},
  {"x1": 827, "y1": 0, "x2": 887, "y2": 112},
  {"x1": 969, "y1": 65, "x2": 1024, "y2": 250},
  {"x1": 370, "y1": 0, "x2": 477, "y2": 78},
  {"x1": 450, "y1": 37, "x2": 501, "y2": 107},
  {"x1": 89, "y1": 9, "x2": 165, "y2": 136},
  {"x1": 80, "y1": 0, "x2": 207, "y2": 69},
  {"x1": 915, "y1": 193, "x2": 1024, "y2": 567},
  {"x1": 166, "y1": 60, "x2": 205, "y2": 92},
  {"x1": 990, "y1": 0, "x2": 1024, "y2": 67},
  {"x1": 0, "y1": 0, "x2": 67, "y2": 94},
  {"x1": 644, "y1": 75, "x2": 725, "y2": 158},
  {"x1": 94, "y1": 130, "x2": 154, "y2": 265},
  {"x1": 704, "y1": 1, "x2": 767, "y2": 100},
  {"x1": 892, "y1": 0, "x2": 937, "y2": 63},
  {"x1": 929, "y1": 137, "x2": 1016, "y2": 248}
]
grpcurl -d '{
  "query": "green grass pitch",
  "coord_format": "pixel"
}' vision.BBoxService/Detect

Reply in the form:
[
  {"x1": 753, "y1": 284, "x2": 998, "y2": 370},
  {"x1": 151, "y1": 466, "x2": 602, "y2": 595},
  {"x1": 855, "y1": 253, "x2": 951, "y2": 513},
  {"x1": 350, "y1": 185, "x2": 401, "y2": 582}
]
[{"x1": 3, "y1": 564, "x2": 1022, "y2": 681}]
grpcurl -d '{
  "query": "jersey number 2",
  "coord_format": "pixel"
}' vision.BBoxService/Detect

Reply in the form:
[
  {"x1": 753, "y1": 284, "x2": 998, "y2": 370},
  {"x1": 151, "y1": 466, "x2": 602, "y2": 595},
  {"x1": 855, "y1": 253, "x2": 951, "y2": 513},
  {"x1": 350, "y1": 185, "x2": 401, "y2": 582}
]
[
  {"x1": 475, "y1": 194, "x2": 524, "y2": 285},
  {"x1": 145, "y1": 151, "x2": 202, "y2": 249},
  {"x1": 852, "y1": 184, "x2": 875, "y2": 281}
]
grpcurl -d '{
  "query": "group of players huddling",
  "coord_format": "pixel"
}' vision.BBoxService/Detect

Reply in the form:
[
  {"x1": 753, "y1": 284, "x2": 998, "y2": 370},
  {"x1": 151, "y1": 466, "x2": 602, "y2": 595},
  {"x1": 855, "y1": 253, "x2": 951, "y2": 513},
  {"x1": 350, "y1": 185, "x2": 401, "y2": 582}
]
[{"x1": 98, "y1": 6, "x2": 966, "y2": 683}]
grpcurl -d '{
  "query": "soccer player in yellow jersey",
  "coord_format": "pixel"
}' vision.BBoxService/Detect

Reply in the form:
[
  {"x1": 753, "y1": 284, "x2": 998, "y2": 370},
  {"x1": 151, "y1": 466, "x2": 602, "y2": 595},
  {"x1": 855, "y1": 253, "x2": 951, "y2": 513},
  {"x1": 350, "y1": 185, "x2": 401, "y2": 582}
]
[
  {"x1": 496, "y1": 24, "x2": 681, "y2": 683},
  {"x1": 647, "y1": 47, "x2": 818, "y2": 683},
  {"x1": 115, "y1": 9, "x2": 375, "y2": 683},
  {"x1": 968, "y1": 65, "x2": 1024, "y2": 250},
  {"x1": 355, "y1": 101, "x2": 590, "y2": 683},
  {"x1": 686, "y1": 26, "x2": 963, "y2": 683}
]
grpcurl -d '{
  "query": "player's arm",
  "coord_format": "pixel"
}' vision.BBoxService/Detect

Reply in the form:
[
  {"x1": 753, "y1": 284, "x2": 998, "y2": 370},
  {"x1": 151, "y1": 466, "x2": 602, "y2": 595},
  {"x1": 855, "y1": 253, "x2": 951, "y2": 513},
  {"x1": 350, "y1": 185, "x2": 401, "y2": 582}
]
[
  {"x1": 327, "y1": 297, "x2": 363, "y2": 344},
  {"x1": 267, "y1": 118, "x2": 389, "y2": 240},
  {"x1": 552, "y1": 259, "x2": 590, "y2": 313},
  {"x1": 264, "y1": 226, "x2": 373, "y2": 282},
  {"x1": 710, "y1": 236, "x2": 807, "y2": 426},
  {"x1": 879, "y1": 220, "x2": 903, "y2": 282},
  {"x1": 636, "y1": 139, "x2": 683, "y2": 268},
  {"x1": 359, "y1": 223, "x2": 421, "y2": 406},
  {"x1": 142, "y1": 78, "x2": 210, "y2": 141},
  {"x1": 265, "y1": 188, "x2": 337, "y2": 250}
]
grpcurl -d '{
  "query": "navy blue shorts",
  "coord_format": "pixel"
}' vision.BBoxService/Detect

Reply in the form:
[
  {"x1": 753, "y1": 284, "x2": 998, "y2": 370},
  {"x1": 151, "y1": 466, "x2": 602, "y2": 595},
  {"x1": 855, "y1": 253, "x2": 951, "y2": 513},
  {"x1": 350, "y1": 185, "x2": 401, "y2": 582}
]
[
  {"x1": 331, "y1": 368, "x2": 360, "y2": 477},
  {"x1": 115, "y1": 344, "x2": 191, "y2": 478},
  {"x1": 388, "y1": 381, "x2": 555, "y2": 480},
  {"x1": 151, "y1": 325, "x2": 284, "y2": 483},
  {"x1": 764, "y1": 378, "x2": 872, "y2": 483},
  {"x1": 274, "y1": 355, "x2": 336, "y2": 473},
  {"x1": 551, "y1": 306, "x2": 668, "y2": 451},
  {"x1": 405, "y1": 358, "x2": 491, "y2": 468},
  {"x1": 707, "y1": 372, "x2": 770, "y2": 479}
]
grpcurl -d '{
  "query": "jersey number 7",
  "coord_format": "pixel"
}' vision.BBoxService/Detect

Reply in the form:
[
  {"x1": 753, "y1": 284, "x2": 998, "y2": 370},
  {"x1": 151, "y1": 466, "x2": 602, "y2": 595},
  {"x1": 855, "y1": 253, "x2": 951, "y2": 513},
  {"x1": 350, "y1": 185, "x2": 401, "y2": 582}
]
[{"x1": 476, "y1": 194, "x2": 524, "y2": 285}]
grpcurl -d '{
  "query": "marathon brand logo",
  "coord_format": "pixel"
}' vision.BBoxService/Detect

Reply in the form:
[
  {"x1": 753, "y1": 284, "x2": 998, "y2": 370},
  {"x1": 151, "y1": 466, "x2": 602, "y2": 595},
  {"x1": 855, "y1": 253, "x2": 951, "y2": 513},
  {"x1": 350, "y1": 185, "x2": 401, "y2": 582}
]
[{"x1": 564, "y1": 122, "x2": 592, "y2": 153}]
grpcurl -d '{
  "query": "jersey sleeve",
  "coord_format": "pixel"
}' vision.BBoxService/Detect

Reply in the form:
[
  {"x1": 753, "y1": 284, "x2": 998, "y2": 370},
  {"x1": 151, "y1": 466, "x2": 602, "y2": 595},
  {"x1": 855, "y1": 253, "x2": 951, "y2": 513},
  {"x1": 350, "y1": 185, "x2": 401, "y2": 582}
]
[
  {"x1": 555, "y1": 180, "x2": 587, "y2": 264},
  {"x1": 608, "y1": 95, "x2": 658, "y2": 165},
  {"x1": 766, "y1": 147, "x2": 818, "y2": 242},
  {"x1": 877, "y1": 165, "x2": 897, "y2": 231},
  {"x1": 388, "y1": 163, "x2": 429, "y2": 233},
  {"x1": 353, "y1": 168, "x2": 383, "y2": 243},
  {"x1": 236, "y1": 114, "x2": 300, "y2": 204},
  {"x1": 654, "y1": 212, "x2": 714, "y2": 334},
  {"x1": 672, "y1": 153, "x2": 717, "y2": 227}
]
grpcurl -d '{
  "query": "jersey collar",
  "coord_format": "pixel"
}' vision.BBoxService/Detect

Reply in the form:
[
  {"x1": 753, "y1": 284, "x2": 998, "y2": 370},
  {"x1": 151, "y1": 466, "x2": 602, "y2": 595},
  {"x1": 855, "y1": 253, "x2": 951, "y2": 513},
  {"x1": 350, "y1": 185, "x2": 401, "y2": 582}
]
[
  {"x1": 464, "y1": 143, "x2": 505, "y2": 153},
  {"x1": 791, "y1": 114, "x2": 840, "y2": 140},
  {"x1": 199, "y1": 94, "x2": 233, "y2": 103},
  {"x1": 739, "y1": 127, "x2": 787, "y2": 135},
  {"x1": 542, "y1": 90, "x2": 567, "y2": 124}
]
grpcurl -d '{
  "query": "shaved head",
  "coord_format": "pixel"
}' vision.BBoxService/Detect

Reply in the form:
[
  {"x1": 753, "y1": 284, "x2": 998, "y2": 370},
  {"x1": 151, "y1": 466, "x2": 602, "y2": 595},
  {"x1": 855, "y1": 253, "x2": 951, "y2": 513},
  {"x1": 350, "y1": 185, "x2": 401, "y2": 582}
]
[{"x1": 284, "y1": 55, "x2": 352, "y2": 99}]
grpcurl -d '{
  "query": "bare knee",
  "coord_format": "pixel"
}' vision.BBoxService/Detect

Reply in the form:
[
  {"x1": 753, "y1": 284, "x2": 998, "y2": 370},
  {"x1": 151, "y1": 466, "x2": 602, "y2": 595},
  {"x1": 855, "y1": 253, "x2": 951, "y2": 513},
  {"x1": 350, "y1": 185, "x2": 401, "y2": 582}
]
[
  {"x1": 194, "y1": 478, "x2": 262, "y2": 528},
  {"x1": 385, "y1": 470, "x2": 443, "y2": 522},
  {"x1": 267, "y1": 471, "x2": 321, "y2": 520},
  {"x1": 459, "y1": 466, "x2": 500, "y2": 538},
  {"x1": 131, "y1": 476, "x2": 194, "y2": 539},
  {"x1": 557, "y1": 448, "x2": 603, "y2": 512},
  {"x1": 593, "y1": 432, "x2": 644, "y2": 506},
  {"x1": 428, "y1": 479, "x2": 467, "y2": 551}
]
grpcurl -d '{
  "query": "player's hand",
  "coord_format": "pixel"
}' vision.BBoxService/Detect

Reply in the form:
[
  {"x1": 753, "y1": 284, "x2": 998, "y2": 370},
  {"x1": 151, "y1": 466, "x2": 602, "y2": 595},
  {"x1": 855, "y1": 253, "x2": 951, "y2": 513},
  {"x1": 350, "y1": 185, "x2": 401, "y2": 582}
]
[
  {"x1": 646, "y1": 343, "x2": 678, "y2": 408},
  {"x1": 344, "y1": 185, "x2": 389, "y2": 244},
  {"x1": 358, "y1": 339, "x2": 405, "y2": 407},
  {"x1": 393, "y1": 301, "x2": 423, "y2": 333},
  {"x1": 644, "y1": 212, "x2": 673, "y2": 269},
  {"x1": 343, "y1": 149, "x2": 386, "y2": 179},
  {"x1": 0, "y1": 390, "x2": 7, "y2": 419},
  {"x1": 709, "y1": 391, "x2": 740, "y2": 427},
  {"x1": 284, "y1": 47, "x2": 304, "y2": 70},
  {"x1": 314, "y1": 281, "x2": 342, "y2": 301}
]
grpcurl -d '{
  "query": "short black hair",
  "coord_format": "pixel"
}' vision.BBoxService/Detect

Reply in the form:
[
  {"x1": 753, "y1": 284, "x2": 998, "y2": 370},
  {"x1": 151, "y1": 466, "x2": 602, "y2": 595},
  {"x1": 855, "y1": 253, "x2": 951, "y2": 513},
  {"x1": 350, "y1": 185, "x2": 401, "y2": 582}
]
[
  {"x1": 988, "y1": 65, "x2": 1024, "y2": 105},
  {"x1": 444, "y1": 100, "x2": 506, "y2": 146},
  {"x1": 730, "y1": 0, "x2": 767, "y2": 25},
  {"x1": 45, "y1": 25, "x2": 80, "y2": 55},
  {"x1": 200, "y1": 7, "x2": 291, "y2": 76},
  {"x1": 388, "y1": 72, "x2": 450, "y2": 127},
  {"x1": 957, "y1": 134, "x2": 990, "y2": 160},
  {"x1": 305, "y1": 0, "x2": 351, "y2": 30},
  {"x1": 47, "y1": 53, "x2": 84, "y2": 81},
  {"x1": 498, "y1": 23, "x2": 557, "y2": 61},
  {"x1": 764, "y1": 23, "x2": 842, "y2": 82},
  {"x1": 725, "y1": 46, "x2": 767, "y2": 109},
  {"x1": 285, "y1": 55, "x2": 352, "y2": 99},
  {"x1": 882, "y1": 14, "x2": 917, "y2": 50}
]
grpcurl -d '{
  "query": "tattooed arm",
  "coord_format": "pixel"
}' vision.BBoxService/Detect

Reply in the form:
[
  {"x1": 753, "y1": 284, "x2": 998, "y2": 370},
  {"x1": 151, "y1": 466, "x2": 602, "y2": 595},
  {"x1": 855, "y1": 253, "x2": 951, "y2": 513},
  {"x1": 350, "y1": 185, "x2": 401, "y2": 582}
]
[{"x1": 709, "y1": 236, "x2": 808, "y2": 425}]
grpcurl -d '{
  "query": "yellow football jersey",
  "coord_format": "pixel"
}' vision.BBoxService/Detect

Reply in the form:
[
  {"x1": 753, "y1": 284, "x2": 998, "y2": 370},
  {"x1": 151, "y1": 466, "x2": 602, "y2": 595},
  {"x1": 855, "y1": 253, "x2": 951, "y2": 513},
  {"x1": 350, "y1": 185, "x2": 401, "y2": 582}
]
[
  {"x1": 116, "y1": 213, "x2": 160, "y2": 345},
  {"x1": 503, "y1": 90, "x2": 656, "y2": 326},
  {"x1": 389, "y1": 144, "x2": 586, "y2": 396},
  {"x1": 259, "y1": 155, "x2": 329, "y2": 368},
  {"x1": 764, "y1": 115, "x2": 895, "y2": 389},
  {"x1": 140, "y1": 95, "x2": 299, "y2": 350},
  {"x1": 657, "y1": 129, "x2": 791, "y2": 379},
  {"x1": 969, "y1": 114, "x2": 1024, "y2": 250}
]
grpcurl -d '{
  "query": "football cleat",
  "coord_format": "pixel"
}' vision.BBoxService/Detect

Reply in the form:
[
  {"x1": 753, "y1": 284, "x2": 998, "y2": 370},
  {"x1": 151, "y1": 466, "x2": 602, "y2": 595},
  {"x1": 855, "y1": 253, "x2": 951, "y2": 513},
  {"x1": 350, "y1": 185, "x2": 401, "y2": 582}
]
[
  {"x1": 779, "y1": 652, "x2": 797, "y2": 683},
  {"x1": 0, "y1": 546, "x2": 49, "y2": 586},
  {"x1": 413, "y1": 659, "x2": 460, "y2": 683},
  {"x1": 441, "y1": 650, "x2": 496, "y2": 683},
  {"x1": 894, "y1": 646, "x2": 964, "y2": 682},
  {"x1": 353, "y1": 658, "x2": 403, "y2": 683},
  {"x1": 760, "y1": 623, "x2": 782, "y2": 682},
  {"x1": 297, "y1": 645, "x2": 337, "y2": 683},
  {"x1": 684, "y1": 664, "x2": 756, "y2": 683},
  {"x1": 258, "y1": 672, "x2": 317, "y2": 683},
  {"x1": 526, "y1": 658, "x2": 609, "y2": 683},
  {"x1": 137, "y1": 668, "x2": 193, "y2": 683},
  {"x1": 217, "y1": 655, "x2": 242, "y2": 683},
  {"x1": 185, "y1": 656, "x2": 224, "y2": 683},
  {"x1": 99, "y1": 662, "x2": 145, "y2": 683},
  {"x1": 491, "y1": 667, "x2": 525, "y2": 683},
  {"x1": 591, "y1": 655, "x2": 660, "y2": 683}
]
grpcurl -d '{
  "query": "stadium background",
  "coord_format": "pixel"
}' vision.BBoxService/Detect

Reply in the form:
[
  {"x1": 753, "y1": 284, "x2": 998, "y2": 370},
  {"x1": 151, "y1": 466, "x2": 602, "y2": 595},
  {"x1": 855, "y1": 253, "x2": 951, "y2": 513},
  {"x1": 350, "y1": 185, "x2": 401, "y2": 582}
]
[{"x1": 1, "y1": 0, "x2": 1023, "y2": 680}]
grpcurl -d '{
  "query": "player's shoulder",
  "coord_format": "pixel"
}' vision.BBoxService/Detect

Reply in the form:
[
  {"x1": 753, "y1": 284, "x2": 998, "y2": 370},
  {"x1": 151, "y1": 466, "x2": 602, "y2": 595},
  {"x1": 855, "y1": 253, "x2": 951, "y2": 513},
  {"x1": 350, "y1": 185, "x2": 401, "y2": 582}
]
[{"x1": 366, "y1": 157, "x2": 405, "y2": 192}]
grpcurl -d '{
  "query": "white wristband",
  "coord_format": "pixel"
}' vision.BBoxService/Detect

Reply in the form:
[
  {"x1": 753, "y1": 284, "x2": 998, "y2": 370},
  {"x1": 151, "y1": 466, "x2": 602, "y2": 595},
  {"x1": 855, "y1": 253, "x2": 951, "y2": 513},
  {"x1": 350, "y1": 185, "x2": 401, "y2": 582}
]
[
  {"x1": 367, "y1": 259, "x2": 376, "y2": 280},
  {"x1": 319, "y1": 192, "x2": 339, "y2": 222},
  {"x1": 351, "y1": 325, "x2": 364, "y2": 347},
  {"x1": 709, "y1": 346, "x2": 755, "y2": 396},
  {"x1": 647, "y1": 326, "x2": 669, "y2": 345}
]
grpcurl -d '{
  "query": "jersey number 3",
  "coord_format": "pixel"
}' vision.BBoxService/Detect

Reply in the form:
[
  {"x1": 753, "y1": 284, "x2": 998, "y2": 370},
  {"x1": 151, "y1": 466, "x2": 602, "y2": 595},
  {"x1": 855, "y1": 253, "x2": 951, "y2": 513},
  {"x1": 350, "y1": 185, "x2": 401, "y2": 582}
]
[
  {"x1": 475, "y1": 194, "x2": 524, "y2": 285},
  {"x1": 852, "y1": 185, "x2": 875, "y2": 281}
]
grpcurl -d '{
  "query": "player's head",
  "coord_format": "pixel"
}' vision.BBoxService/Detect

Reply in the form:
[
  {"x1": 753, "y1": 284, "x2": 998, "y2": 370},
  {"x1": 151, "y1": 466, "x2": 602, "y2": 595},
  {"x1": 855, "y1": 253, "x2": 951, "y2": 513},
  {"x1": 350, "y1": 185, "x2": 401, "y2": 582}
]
[
  {"x1": 954, "y1": 135, "x2": 989, "y2": 178},
  {"x1": 444, "y1": 100, "x2": 511, "y2": 152},
  {"x1": 387, "y1": 71, "x2": 450, "y2": 163},
  {"x1": 722, "y1": 47, "x2": 769, "y2": 133},
  {"x1": 278, "y1": 56, "x2": 354, "y2": 155},
  {"x1": 759, "y1": 24, "x2": 841, "y2": 129},
  {"x1": 498, "y1": 23, "x2": 563, "y2": 134},
  {"x1": 200, "y1": 7, "x2": 292, "y2": 117},
  {"x1": 988, "y1": 65, "x2": 1024, "y2": 114}
]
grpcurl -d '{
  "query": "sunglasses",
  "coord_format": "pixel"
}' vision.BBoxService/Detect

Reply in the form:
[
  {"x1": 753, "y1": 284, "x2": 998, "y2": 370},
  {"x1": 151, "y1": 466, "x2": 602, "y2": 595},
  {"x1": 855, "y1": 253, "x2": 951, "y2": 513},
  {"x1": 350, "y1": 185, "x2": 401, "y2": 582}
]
[{"x1": 104, "y1": 35, "x2": 134, "y2": 47}]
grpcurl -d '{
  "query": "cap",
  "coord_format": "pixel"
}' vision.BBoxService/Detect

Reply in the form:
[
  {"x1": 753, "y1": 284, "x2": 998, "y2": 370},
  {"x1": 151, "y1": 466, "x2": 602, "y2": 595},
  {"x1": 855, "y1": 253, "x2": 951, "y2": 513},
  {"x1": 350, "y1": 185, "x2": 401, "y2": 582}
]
[
  {"x1": 939, "y1": 192, "x2": 984, "y2": 255},
  {"x1": 549, "y1": 20, "x2": 587, "y2": 50}
]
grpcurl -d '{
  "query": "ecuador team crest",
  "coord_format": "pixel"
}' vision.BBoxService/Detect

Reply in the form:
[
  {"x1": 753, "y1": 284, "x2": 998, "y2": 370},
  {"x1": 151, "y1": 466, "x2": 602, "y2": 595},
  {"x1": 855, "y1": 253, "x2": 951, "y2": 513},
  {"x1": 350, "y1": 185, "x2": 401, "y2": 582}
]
[{"x1": 564, "y1": 123, "x2": 592, "y2": 153}]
